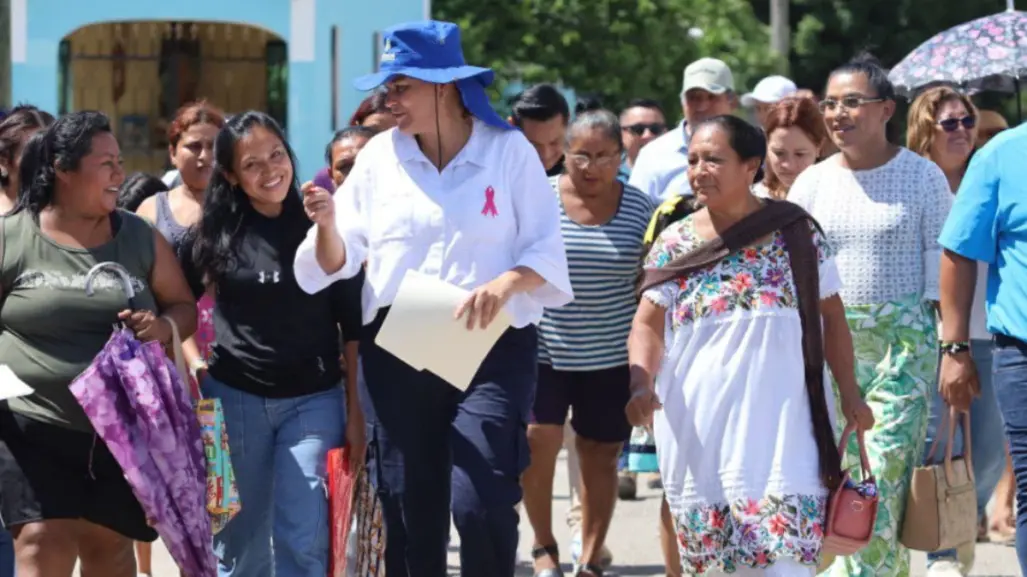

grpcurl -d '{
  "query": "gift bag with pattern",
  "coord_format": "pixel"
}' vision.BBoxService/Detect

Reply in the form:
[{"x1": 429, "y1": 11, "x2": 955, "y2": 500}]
[{"x1": 352, "y1": 467, "x2": 386, "y2": 576}]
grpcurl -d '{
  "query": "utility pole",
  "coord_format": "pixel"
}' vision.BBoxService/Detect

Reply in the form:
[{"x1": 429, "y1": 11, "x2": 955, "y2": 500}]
[
  {"x1": 770, "y1": 0, "x2": 790, "y2": 72},
  {"x1": 0, "y1": 0, "x2": 9, "y2": 108}
]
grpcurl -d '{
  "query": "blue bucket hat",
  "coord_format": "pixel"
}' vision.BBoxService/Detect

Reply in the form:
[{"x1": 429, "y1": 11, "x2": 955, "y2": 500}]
[{"x1": 353, "y1": 20, "x2": 512, "y2": 131}]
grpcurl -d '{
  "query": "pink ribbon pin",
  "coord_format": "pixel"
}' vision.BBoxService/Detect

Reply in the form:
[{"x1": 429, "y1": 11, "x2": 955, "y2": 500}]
[{"x1": 481, "y1": 186, "x2": 498, "y2": 217}]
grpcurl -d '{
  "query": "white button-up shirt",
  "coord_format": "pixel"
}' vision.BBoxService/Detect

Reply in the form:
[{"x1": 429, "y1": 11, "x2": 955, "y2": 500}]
[
  {"x1": 627, "y1": 121, "x2": 691, "y2": 204},
  {"x1": 294, "y1": 119, "x2": 574, "y2": 329}
]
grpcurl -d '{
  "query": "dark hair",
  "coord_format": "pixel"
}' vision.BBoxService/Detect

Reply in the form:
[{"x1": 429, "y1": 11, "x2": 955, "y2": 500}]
[
  {"x1": 324, "y1": 126, "x2": 377, "y2": 163},
  {"x1": 827, "y1": 52, "x2": 899, "y2": 143},
  {"x1": 15, "y1": 111, "x2": 113, "y2": 215},
  {"x1": 348, "y1": 92, "x2": 389, "y2": 127},
  {"x1": 622, "y1": 98, "x2": 665, "y2": 118},
  {"x1": 510, "y1": 84, "x2": 570, "y2": 126},
  {"x1": 117, "y1": 172, "x2": 169, "y2": 212},
  {"x1": 168, "y1": 100, "x2": 226, "y2": 148},
  {"x1": 0, "y1": 104, "x2": 55, "y2": 187},
  {"x1": 828, "y1": 52, "x2": 896, "y2": 102},
  {"x1": 191, "y1": 111, "x2": 304, "y2": 284},
  {"x1": 691, "y1": 115, "x2": 767, "y2": 184},
  {"x1": 574, "y1": 94, "x2": 603, "y2": 116},
  {"x1": 566, "y1": 109, "x2": 623, "y2": 151}
]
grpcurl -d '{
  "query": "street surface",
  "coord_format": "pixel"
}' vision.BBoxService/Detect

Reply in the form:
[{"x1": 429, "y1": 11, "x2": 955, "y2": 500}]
[{"x1": 76, "y1": 451, "x2": 1021, "y2": 576}]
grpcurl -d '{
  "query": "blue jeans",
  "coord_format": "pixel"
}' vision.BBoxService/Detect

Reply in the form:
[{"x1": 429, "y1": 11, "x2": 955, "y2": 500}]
[
  {"x1": 994, "y1": 334, "x2": 1027, "y2": 575},
  {"x1": 926, "y1": 339, "x2": 1007, "y2": 565},
  {"x1": 0, "y1": 528, "x2": 12, "y2": 577},
  {"x1": 202, "y1": 375, "x2": 345, "y2": 577}
]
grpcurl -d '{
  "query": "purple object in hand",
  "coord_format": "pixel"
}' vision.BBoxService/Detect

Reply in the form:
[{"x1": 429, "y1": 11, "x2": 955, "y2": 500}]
[
  {"x1": 71, "y1": 328, "x2": 217, "y2": 577},
  {"x1": 313, "y1": 167, "x2": 336, "y2": 193}
]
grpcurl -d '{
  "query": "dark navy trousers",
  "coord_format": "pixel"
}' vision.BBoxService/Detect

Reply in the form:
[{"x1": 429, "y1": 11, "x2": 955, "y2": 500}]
[{"x1": 359, "y1": 309, "x2": 536, "y2": 577}]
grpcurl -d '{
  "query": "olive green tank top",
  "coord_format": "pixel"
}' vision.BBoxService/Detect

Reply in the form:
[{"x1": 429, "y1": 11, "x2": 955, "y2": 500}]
[{"x1": 0, "y1": 209, "x2": 158, "y2": 432}]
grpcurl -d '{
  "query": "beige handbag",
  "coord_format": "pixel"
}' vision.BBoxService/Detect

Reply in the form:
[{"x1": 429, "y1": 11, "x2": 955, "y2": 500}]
[{"x1": 900, "y1": 407, "x2": 977, "y2": 551}]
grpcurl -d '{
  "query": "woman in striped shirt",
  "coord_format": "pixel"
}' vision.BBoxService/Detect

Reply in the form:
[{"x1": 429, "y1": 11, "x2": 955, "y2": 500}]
[{"x1": 522, "y1": 109, "x2": 655, "y2": 577}]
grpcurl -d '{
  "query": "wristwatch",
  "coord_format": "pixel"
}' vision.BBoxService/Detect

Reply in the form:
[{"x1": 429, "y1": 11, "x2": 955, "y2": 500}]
[{"x1": 938, "y1": 340, "x2": 971, "y2": 356}]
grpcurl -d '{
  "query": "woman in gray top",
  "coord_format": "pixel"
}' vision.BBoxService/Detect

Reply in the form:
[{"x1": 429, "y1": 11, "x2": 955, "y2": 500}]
[
  {"x1": 137, "y1": 100, "x2": 224, "y2": 250},
  {"x1": 0, "y1": 111, "x2": 197, "y2": 577}
]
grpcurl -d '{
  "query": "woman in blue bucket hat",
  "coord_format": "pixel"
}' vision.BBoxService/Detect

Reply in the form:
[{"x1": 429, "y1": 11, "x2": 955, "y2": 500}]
[{"x1": 293, "y1": 20, "x2": 573, "y2": 577}]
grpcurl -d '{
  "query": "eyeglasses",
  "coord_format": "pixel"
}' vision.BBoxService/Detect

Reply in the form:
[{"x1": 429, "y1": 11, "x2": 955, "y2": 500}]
[
  {"x1": 938, "y1": 116, "x2": 977, "y2": 132},
  {"x1": 623, "y1": 123, "x2": 667, "y2": 136},
  {"x1": 567, "y1": 153, "x2": 621, "y2": 169},
  {"x1": 817, "y1": 96, "x2": 885, "y2": 112}
]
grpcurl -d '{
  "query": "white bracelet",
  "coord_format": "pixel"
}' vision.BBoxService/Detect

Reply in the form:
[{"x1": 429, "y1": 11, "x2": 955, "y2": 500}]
[{"x1": 189, "y1": 358, "x2": 208, "y2": 379}]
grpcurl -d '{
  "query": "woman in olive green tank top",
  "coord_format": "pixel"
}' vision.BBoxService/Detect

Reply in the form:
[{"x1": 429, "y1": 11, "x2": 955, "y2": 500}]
[{"x1": 0, "y1": 111, "x2": 197, "y2": 577}]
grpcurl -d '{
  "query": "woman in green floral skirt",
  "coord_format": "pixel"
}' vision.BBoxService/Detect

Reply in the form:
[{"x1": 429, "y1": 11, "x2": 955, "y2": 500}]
[{"x1": 788, "y1": 54, "x2": 953, "y2": 576}]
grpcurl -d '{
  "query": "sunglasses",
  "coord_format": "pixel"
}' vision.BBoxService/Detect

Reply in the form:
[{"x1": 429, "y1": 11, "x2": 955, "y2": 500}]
[
  {"x1": 623, "y1": 123, "x2": 667, "y2": 136},
  {"x1": 817, "y1": 96, "x2": 885, "y2": 112},
  {"x1": 938, "y1": 116, "x2": 977, "y2": 132}
]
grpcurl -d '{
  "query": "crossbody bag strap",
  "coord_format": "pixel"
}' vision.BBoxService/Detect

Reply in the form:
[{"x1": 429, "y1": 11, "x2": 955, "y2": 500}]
[{"x1": 638, "y1": 199, "x2": 809, "y2": 296}]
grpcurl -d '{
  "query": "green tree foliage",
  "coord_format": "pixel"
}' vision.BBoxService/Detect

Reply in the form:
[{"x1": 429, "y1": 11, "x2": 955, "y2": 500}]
[
  {"x1": 433, "y1": 0, "x2": 783, "y2": 121},
  {"x1": 770, "y1": 0, "x2": 1009, "y2": 93}
]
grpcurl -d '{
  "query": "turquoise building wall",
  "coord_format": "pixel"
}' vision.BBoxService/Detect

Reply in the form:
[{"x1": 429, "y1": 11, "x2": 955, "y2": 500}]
[{"x1": 8, "y1": 0, "x2": 428, "y2": 179}]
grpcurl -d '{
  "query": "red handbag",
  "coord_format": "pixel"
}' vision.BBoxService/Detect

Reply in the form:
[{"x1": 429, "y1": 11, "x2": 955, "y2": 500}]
[
  {"x1": 327, "y1": 447, "x2": 358, "y2": 577},
  {"x1": 823, "y1": 424, "x2": 878, "y2": 555}
]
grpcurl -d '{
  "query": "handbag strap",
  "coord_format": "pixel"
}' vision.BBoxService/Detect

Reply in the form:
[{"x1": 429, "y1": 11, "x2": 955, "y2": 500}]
[
  {"x1": 925, "y1": 407, "x2": 974, "y2": 485},
  {"x1": 837, "y1": 424, "x2": 874, "y2": 481},
  {"x1": 163, "y1": 316, "x2": 199, "y2": 400}
]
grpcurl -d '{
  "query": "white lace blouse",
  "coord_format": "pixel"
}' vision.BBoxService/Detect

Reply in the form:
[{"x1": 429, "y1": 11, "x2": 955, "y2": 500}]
[{"x1": 788, "y1": 149, "x2": 953, "y2": 306}]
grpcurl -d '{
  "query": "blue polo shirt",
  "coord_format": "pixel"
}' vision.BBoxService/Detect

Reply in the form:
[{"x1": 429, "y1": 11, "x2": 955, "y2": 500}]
[{"x1": 938, "y1": 124, "x2": 1027, "y2": 343}]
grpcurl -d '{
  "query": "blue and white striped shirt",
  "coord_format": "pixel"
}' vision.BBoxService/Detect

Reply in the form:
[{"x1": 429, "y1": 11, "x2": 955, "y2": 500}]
[{"x1": 539, "y1": 176, "x2": 656, "y2": 371}]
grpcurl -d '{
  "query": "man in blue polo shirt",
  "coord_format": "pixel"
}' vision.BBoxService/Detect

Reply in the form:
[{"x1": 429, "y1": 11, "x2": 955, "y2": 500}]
[{"x1": 938, "y1": 122, "x2": 1027, "y2": 575}]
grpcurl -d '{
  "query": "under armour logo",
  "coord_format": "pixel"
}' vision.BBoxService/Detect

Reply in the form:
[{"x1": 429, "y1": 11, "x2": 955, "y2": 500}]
[{"x1": 258, "y1": 271, "x2": 281, "y2": 284}]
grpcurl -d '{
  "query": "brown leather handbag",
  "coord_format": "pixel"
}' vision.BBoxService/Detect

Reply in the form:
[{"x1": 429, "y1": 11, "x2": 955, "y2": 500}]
[
  {"x1": 823, "y1": 425, "x2": 879, "y2": 556},
  {"x1": 900, "y1": 408, "x2": 977, "y2": 551}
]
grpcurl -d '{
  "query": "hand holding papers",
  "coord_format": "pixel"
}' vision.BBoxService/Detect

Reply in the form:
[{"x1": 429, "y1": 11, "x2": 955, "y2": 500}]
[
  {"x1": 374, "y1": 271, "x2": 513, "y2": 391},
  {"x1": 0, "y1": 365, "x2": 34, "y2": 401}
]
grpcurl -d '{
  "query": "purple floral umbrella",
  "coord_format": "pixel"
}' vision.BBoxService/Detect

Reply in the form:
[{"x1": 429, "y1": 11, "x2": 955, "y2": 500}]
[
  {"x1": 889, "y1": 2, "x2": 1027, "y2": 117},
  {"x1": 70, "y1": 262, "x2": 216, "y2": 577}
]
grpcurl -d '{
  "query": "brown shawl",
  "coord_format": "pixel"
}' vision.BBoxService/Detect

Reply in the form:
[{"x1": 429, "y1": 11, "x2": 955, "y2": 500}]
[{"x1": 639, "y1": 199, "x2": 842, "y2": 489}]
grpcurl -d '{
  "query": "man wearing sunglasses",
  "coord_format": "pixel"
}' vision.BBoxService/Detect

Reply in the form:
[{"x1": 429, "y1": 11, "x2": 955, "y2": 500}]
[
  {"x1": 628, "y1": 58, "x2": 736, "y2": 204},
  {"x1": 619, "y1": 99, "x2": 667, "y2": 179}
]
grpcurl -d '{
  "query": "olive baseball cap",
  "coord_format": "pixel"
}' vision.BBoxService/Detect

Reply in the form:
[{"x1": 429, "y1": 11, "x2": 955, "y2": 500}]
[{"x1": 681, "y1": 58, "x2": 735, "y2": 96}]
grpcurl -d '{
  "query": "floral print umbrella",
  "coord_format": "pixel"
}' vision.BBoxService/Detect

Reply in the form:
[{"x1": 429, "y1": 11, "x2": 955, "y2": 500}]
[
  {"x1": 889, "y1": 8, "x2": 1027, "y2": 98},
  {"x1": 71, "y1": 263, "x2": 216, "y2": 577}
]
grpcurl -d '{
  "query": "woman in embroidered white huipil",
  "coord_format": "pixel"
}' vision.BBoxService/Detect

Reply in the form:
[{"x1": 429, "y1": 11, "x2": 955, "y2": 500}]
[
  {"x1": 627, "y1": 116, "x2": 874, "y2": 577},
  {"x1": 786, "y1": 55, "x2": 953, "y2": 577}
]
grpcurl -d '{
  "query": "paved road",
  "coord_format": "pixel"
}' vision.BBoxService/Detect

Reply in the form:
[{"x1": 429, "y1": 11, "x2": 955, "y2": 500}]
[{"x1": 78, "y1": 451, "x2": 1021, "y2": 576}]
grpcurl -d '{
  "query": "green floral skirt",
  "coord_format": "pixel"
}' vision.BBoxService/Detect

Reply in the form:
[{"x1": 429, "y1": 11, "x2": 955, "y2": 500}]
[{"x1": 821, "y1": 293, "x2": 936, "y2": 577}]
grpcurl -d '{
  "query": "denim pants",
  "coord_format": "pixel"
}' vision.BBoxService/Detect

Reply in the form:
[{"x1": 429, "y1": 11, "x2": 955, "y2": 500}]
[
  {"x1": 925, "y1": 339, "x2": 1007, "y2": 565},
  {"x1": 993, "y1": 333, "x2": 1027, "y2": 575},
  {"x1": 359, "y1": 309, "x2": 536, "y2": 577},
  {"x1": 202, "y1": 375, "x2": 345, "y2": 577},
  {"x1": 0, "y1": 528, "x2": 12, "y2": 577}
]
